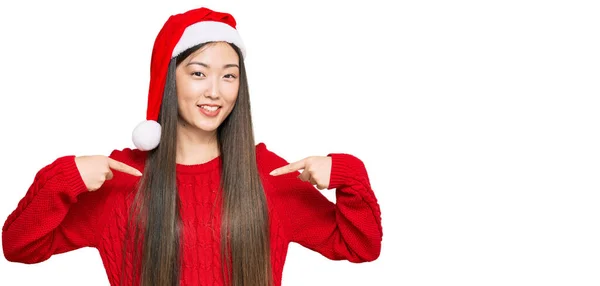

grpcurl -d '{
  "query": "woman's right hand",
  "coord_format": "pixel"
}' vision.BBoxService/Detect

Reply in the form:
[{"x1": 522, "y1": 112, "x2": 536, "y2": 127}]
[{"x1": 74, "y1": 155, "x2": 143, "y2": 192}]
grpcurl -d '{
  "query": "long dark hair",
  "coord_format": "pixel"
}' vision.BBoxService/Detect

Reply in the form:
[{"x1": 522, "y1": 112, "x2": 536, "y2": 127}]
[{"x1": 121, "y1": 42, "x2": 272, "y2": 286}]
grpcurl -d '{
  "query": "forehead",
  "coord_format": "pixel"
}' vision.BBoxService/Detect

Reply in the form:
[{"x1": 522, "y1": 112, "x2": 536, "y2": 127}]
[{"x1": 185, "y1": 42, "x2": 239, "y2": 64}]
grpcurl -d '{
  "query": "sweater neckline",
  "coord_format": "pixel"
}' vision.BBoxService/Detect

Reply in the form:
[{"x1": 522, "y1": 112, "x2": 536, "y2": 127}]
[{"x1": 176, "y1": 155, "x2": 222, "y2": 174}]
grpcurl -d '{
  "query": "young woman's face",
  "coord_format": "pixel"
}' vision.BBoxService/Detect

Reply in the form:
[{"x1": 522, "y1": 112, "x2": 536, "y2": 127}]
[{"x1": 175, "y1": 42, "x2": 240, "y2": 133}]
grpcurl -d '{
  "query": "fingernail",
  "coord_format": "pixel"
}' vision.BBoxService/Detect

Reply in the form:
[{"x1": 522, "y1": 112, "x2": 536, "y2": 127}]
[
  {"x1": 136, "y1": 170, "x2": 143, "y2": 176},
  {"x1": 270, "y1": 170, "x2": 277, "y2": 176}
]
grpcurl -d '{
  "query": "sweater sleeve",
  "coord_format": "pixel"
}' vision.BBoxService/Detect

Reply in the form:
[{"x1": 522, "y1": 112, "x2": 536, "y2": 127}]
[
  {"x1": 258, "y1": 143, "x2": 382, "y2": 263},
  {"x1": 2, "y1": 154, "x2": 118, "y2": 264}
]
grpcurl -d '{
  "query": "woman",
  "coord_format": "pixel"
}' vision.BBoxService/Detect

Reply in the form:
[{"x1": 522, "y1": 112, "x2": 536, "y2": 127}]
[{"x1": 2, "y1": 7, "x2": 382, "y2": 286}]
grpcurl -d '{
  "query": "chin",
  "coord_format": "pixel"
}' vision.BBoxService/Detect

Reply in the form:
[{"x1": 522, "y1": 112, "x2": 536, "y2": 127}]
[{"x1": 194, "y1": 120, "x2": 221, "y2": 132}]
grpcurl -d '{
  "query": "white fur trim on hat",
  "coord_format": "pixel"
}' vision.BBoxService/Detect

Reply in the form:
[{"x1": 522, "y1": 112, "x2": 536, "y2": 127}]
[
  {"x1": 132, "y1": 120, "x2": 162, "y2": 151},
  {"x1": 172, "y1": 21, "x2": 246, "y2": 58}
]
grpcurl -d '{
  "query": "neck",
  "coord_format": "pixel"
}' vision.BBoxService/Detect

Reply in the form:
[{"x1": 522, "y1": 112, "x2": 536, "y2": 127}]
[{"x1": 175, "y1": 118, "x2": 220, "y2": 165}]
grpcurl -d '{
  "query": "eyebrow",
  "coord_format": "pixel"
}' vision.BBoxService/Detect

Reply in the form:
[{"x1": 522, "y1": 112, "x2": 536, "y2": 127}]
[{"x1": 186, "y1": 61, "x2": 239, "y2": 69}]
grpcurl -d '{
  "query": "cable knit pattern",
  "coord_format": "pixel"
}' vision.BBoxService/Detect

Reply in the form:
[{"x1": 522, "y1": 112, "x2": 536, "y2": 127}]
[{"x1": 2, "y1": 142, "x2": 382, "y2": 285}]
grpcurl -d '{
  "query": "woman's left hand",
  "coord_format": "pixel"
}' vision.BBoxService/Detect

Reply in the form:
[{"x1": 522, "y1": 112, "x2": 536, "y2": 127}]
[{"x1": 269, "y1": 156, "x2": 332, "y2": 190}]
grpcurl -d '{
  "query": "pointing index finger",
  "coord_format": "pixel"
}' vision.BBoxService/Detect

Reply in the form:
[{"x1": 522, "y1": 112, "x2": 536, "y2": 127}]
[
  {"x1": 270, "y1": 159, "x2": 306, "y2": 176},
  {"x1": 108, "y1": 157, "x2": 143, "y2": 176}
]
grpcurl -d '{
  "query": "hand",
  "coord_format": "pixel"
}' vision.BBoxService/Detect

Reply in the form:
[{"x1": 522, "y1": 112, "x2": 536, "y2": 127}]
[
  {"x1": 269, "y1": 156, "x2": 332, "y2": 190},
  {"x1": 74, "y1": 155, "x2": 142, "y2": 192}
]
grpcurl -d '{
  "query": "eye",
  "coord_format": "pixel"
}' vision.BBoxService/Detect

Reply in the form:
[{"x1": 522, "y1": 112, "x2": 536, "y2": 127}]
[
  {"x1": 191, "y1": 71, "x2": 205, "y2": 77},
  {"x1": 224, "y1": 74, "x2": 237, "y2": 79}
]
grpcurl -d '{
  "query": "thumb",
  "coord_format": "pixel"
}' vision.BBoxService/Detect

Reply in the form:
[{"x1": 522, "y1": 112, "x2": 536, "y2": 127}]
[
  {"x1": 105, "y1": 169, "x2": 114, "y2": 180},
  {"x1": 297, "y1": 169, "x2": 311, "y2": 182}
]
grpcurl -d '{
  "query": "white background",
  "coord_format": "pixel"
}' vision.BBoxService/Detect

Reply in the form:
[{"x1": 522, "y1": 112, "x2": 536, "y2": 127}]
[{"x1": 0, "y1": 0, "x2": 599, "y2": 285}]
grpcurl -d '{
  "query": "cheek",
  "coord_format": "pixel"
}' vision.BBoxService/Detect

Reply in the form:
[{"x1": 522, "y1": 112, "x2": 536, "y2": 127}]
[
  {"x1": 177, "y1": 79, "x2": 205, "y2": 103},
  {"x1": 176, "y1": 82, "x2": 199, "y2": 118},
  {"x1": 222, "y1": 83, "x2": 239, "y2": 103}
]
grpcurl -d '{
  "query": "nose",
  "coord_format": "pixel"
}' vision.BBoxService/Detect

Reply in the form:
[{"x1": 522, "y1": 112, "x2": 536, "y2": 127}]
[{"x1": 204, "y1": 77, "x2": 220, "y2": 99}]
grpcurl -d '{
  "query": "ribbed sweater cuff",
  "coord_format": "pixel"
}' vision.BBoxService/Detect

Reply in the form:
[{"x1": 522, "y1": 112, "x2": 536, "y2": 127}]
[
  {"x1": 45, "y1": 155, "x2": 90, "y2": 201},
  {"x1": 326, "y1": 153, "x2": 367, "y2": 190}
]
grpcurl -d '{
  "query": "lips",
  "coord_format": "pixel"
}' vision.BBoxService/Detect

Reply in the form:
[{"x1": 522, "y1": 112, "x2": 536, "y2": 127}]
[
  {"x1": 198, "y1": 104, "x2": 221, "y2": 117},
  {"x1": 198, "y1": 105, "x2": 221, "y2": 111}
]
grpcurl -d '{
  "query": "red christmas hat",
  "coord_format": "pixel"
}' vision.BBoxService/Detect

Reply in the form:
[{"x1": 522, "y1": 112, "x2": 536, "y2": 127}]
[{"x1": 131, "y1": 7, "x2": 246, "y2": 151}]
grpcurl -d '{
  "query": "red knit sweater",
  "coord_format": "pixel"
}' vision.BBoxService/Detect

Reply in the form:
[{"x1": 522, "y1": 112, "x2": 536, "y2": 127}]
[{"x1": 2, "y1": 142, "x2": 382, "y2": 285}]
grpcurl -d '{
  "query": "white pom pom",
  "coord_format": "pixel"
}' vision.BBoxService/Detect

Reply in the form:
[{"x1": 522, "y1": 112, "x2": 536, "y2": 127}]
[{"x1": 132, "y1": 120, "x2": 161, "y2": 151}]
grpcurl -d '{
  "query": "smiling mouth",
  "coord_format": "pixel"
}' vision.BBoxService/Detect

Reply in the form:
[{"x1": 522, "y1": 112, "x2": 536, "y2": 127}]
[
  {"x1": 198, "y1": 105, "x2": 221, "y2": 111},
  {"x1": 197, "y1": 104, "x2": 222, "y2": 117}
]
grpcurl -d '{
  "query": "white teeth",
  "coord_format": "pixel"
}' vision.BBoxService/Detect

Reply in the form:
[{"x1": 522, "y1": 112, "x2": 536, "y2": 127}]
[{"x1": 200, "y1": 105, "x2": 219, "y2": 111}]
